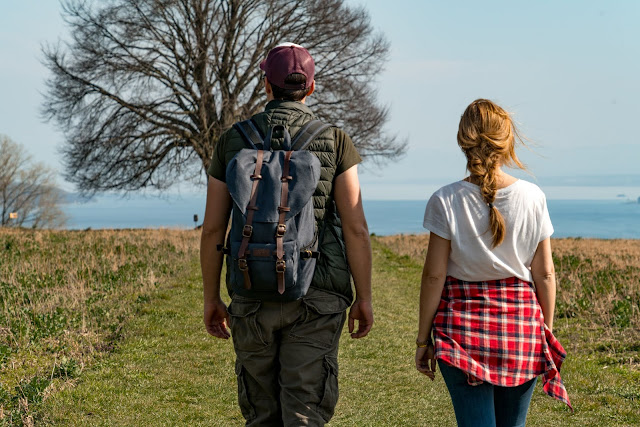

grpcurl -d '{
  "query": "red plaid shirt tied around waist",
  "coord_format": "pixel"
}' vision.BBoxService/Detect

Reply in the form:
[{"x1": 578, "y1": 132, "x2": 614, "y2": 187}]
[{"x1": 433, "y1": 276, "x2": 572, "y2": 410}]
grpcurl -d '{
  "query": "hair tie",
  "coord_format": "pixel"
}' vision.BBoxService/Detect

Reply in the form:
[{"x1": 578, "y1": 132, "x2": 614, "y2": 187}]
[{"x1": 488, "y1": 203, "x2": 494, "y2": 209}]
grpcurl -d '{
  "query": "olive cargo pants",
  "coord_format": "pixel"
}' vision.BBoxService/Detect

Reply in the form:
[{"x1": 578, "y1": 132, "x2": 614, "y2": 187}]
[{"x1": 228, "y1": 288, "x2": 349, "y2": 426}]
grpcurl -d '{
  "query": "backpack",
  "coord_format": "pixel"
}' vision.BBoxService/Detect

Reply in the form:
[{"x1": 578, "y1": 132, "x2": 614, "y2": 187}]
[{"x1": 223, "y1": 119, "x2": 332, "y2": 301}]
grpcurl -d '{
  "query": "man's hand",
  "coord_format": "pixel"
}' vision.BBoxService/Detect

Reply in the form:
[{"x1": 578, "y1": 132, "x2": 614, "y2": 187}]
[
  {"x1": 204, "y1": 298, "x2": 231, "y2": 339},
  {"x1": 348, "y1": 299, "x2": 373, "y2": 338}
]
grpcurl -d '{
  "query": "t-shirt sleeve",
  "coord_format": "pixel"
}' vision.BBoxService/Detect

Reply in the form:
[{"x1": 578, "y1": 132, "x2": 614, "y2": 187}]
[
  {"x1": 423, "y1": 192, "x2": 451, "y2": 240},
  {"x1": 538, "y1": 193, "x2": 554, "y2": 242},
  {"x1": 207, "y1": 131, "x2": 229, "y2": 182},
  {"x1": 334, "y1": 128, "x2": 362, "y2": 176}
]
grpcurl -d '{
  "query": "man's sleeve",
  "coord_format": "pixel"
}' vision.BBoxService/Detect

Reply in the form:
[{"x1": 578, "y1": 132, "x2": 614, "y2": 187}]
[
  {"x1": 207, "y1": 132, "x2": 229, "y2": 182},
  {"x1": 334, "y1": 128, "x2": 362, "y2": 176}
]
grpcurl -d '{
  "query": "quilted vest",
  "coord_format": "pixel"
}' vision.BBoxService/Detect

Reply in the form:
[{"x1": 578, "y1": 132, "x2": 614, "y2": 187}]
[{"x1": 222, "y1": 100, "x2": 353, "y2": 303}]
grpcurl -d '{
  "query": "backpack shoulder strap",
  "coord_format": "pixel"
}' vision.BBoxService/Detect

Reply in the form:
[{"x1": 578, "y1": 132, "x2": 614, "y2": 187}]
[
  {"x1": 291, "y1": 120, "x2": 333, "y2": 151},
  {"x1": 233, "y1": 119, "x2": 264, "y2": 149}
]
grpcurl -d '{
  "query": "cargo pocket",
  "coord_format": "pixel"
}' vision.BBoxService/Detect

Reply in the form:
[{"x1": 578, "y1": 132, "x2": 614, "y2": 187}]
[
  {"x1": 290, "y1": 288, "x2": 349, "y2": 348},
  {"x1": 317, "y1": 355, "x2": 339, "y2": 422},
  {"x1": 235, "y1": 360, "x2": 256, "y2": 422},
  {"x1": 227, "y1": 297, "x2": 267, "y2": 352}
]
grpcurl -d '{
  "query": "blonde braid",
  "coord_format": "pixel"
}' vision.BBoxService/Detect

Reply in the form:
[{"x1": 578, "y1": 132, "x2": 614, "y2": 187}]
[{"x1": 457, "y1": 99, "x2": 524, "y2": 248}]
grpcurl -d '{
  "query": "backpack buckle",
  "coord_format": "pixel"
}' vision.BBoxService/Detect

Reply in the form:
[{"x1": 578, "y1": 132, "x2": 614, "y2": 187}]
[
  {"x1": 275, "y1": 260, "x2": 286, "y2": 273},
  {"x1": 238, "y1": 258, "x2": 248, "y2": 271},
  {"x1": 275, "y1": 224, "x2": 286, "y2": 237},
  {"x1": 242, "y1": 225, "x2": 253, "y2": 238}
]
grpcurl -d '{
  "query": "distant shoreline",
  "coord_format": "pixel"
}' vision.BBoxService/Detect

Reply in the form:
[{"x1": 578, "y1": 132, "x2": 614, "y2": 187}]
[{"x1": 4, "y1": 228, "x2": 639, "y2": 241}]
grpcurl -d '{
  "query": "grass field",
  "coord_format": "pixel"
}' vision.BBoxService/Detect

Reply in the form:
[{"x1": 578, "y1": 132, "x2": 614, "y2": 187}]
[
  {"x1": 0, "y1": 229, "x2": 199, "y2": 426},
  {"x1": 1, "y1": 230, "x2": 639, "y2": 425}
]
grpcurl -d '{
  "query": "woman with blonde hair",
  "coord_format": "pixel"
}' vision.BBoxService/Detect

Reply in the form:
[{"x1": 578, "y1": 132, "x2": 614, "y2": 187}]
[{"x1": 415, "y1": 99, "x2": 571, "y2": 426}]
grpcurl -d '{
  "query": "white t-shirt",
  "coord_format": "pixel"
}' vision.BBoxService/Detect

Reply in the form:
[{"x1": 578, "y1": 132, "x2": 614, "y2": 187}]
[{"x1": 423, "y1": 179, "x2": 553, "y2": 282}]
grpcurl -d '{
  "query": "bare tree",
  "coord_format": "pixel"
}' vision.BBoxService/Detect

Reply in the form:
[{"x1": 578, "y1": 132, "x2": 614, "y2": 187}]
[
  {"x1": 0, "y1": 136, "x2": 67, "y2": 228},
  {"x1": 42, "y1": 0, "x2": 405, "y2": 194}
]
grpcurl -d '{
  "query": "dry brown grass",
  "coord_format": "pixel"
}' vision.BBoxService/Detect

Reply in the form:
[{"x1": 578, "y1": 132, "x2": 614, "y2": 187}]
[
  {"x1": 375, "y1": 233, "x2": 432, "y2": 262},
  {"x1": 376, "y1": 234, "x2": 640, "y2": 272}
]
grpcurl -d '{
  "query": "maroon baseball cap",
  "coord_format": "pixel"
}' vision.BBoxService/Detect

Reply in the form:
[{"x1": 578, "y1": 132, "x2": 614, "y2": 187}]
[{"x1": 260, "y1": 43, "x2": 315, "y2": 90}]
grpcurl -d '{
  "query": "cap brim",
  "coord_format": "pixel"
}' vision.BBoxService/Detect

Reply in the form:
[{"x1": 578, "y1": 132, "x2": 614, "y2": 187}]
[{"x1": 260, "y1": 59, "x2": 267, "y2": 71}]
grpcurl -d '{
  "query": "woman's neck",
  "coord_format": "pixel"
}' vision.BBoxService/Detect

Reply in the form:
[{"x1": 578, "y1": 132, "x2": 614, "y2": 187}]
[{"x1": 464, "y1": 168, "x2": 518, "y2": 189}]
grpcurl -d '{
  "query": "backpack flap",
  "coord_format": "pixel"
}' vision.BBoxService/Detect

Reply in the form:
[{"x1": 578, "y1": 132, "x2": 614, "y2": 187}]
[{"x1": 226, "y1": 150, "x2": 321, "y2": 223}]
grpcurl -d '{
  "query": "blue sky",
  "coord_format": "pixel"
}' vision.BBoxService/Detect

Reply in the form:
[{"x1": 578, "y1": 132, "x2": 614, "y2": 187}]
[
  {"x1": 1, "y1": 0, "x2": 639, "y2": 200},
  {"x1": 357, "y1": 0, "x2": 640, "y2": 199}
]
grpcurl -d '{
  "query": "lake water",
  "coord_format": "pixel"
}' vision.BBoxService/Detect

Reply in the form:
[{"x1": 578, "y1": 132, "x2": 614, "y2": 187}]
[
  {"x1": 63, "y1": 195, "x2": 640, "y2": 239},
  {"x1": 363, "y1": 199, "x2": 640, "y2": 238}
]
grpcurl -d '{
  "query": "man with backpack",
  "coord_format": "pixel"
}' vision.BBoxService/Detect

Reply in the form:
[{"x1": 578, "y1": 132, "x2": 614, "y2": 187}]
[{"x1": 200, "y1": 43, "x2": 373, "y2": 426}]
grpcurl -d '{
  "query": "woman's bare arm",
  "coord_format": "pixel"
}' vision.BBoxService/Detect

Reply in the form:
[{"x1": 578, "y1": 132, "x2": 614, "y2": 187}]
[{"x1": 530, "y1": 237, "x2": 556, "y2": 331}]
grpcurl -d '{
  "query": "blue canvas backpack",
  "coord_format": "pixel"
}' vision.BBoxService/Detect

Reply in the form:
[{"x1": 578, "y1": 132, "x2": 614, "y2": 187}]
[{"x1": 223, "y1": 119, "x2": 331, "y2": 301}]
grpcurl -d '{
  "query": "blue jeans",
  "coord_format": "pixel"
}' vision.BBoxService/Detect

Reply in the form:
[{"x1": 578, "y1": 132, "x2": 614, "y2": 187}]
[{"x1": 438, "y1": 360, "x2": 537, "y2": 427}]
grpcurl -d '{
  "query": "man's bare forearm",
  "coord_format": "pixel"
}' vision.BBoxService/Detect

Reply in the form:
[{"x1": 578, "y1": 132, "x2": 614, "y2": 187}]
[
  {"x1": 201, "y1": 177, "x2": 233, "y2": 305},
  {"x1": 201, "y1": 227, "x2": 226, "y2": 304},
  {"x1": 343, "y1": 225, "x2": 372, "y2": 301}
]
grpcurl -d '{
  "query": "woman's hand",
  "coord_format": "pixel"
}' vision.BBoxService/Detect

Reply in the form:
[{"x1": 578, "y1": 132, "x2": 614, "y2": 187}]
[{"x1": 415, "y1": 343, "x2": 437, "y2": 380}]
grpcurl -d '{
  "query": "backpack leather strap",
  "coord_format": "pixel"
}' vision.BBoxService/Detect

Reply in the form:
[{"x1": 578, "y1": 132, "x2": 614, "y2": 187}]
[
  {"x1": 291, "y1": 120, "x2": 332, "y2": 151},
  {"x1": 275, "y1": 150, "x2": 293, "y2": 294},
  {"x1": 237, "y1": 149, "x2": 265, "y2": 290}
]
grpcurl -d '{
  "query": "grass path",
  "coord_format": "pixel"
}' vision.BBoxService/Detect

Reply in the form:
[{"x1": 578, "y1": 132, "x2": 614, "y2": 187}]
[
  {"x1": 43, "y1": 256, "x2": 242, "y2": 426},
  {"x1": 44, "y1": 240, "x2": 638, "y2": 426}
]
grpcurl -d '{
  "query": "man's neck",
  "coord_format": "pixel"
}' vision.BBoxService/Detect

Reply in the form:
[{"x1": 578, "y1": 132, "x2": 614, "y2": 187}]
[{"x1": 267, "y1": 96, "x2": 307, "y2": 104}]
